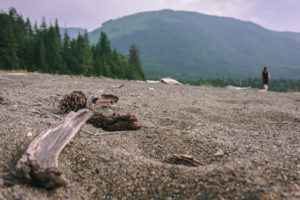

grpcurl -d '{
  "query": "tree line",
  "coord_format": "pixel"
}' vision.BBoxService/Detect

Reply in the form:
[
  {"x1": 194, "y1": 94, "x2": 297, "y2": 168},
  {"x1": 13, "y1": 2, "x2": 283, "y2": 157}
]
[
  {"x1": 182, "y1": 77, "x2": 300, "y2": 92},
  {"x1": 0, "y1": 8, "x2": 145, "y2": 80}
]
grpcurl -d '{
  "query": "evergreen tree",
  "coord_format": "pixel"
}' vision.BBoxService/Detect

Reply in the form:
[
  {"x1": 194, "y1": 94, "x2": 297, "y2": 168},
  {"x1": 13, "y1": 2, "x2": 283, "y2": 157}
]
[
  {"x1": 93, "y1": 32, "x2": 111, "y2": 76},
  {"x1": 0, "y1": 8, "x2": 146, "y2": 81},
  {"x1": 0, "y1": 12, "x2": 19, "y2": 69},
  {"x1": 78, "y1": 31, "x2": 93, "y2": 76},
  {"x1": 39, "y1": 41, "x2": 48, "y2": 72},
  {"x1": 62, "y1": 31, "x2": 71, "y2": 74},
  {"x1": 111, "y1": 49, "x2": 129, "y2": 79},
  {"x1": 45, "y1": 25, "x2": 62, "y2": 73},
  {"x1": 69, "y1": 38, "x2": 80, "y2": 74},
  {"x1": 128, "y1": 43, "x2": 145, "y2": 80}
]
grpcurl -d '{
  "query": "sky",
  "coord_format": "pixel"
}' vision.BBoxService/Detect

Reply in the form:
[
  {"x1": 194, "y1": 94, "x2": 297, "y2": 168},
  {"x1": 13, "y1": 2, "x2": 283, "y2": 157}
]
[{"x1": 1, "y1": 0, "x2": 300, "y2": 32}]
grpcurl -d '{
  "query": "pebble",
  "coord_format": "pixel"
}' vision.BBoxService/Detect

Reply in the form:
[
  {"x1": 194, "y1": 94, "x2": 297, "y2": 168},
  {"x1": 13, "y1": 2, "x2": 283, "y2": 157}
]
[
  {"x1": 112, "y1": 168, "x2": 118, "y2": 175},
  {"x1": 40, "y1": 114, "x2": 49, "y2": 118},
  {"x1": 91, "y1": 138, "x2": 99, "y2": 142},
  {"x1": 146, "y1": 133, "x2": 154, "y2": 138},
  {"x1": 27, "y1": 132, "x2": 32, "y2": 137},
  {"x1": 214, "y1": 149, "x2": 224, "y2": 156},
  {"x1": 103, "y1": 157, "x2": 110, "y2": 162},
  {"x1": 32, "y1": 102, "x2": 42, "y2": 106}
]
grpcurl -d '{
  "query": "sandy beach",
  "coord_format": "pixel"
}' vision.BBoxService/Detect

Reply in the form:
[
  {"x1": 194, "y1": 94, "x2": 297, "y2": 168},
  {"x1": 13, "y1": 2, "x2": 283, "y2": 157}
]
[{"x1": 0, "y1": 72, "x2": 299, "y2": 199}]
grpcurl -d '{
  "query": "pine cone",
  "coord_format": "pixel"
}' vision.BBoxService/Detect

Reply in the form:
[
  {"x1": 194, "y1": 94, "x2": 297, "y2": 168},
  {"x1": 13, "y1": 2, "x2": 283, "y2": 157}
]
[{"x1": 58, "y1": 91, "x2": 87, "y2": 113}]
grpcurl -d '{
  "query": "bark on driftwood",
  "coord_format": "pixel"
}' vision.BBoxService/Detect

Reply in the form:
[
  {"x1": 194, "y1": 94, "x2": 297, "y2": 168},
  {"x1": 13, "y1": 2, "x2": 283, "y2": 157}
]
[
  {"x1": 88, "y1": 112, "x2": 142, "y2": 131},
  {"x1": 16, "y1": 109, "x2": 92, "y2": 189},
  {"x1": 88, "y1": 90, "x2": 119, "y2": 110},
  {"x1": 173, "y1": 154, "x2": 202, "y2": 167},
  {"x1": 87, "y1": 90, "x2": 141, "y2": 131}
]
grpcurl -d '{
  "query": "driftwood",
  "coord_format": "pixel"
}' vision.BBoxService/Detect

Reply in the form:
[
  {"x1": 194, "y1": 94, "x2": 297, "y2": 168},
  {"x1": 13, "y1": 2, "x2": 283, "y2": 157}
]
[
  {"x1": 16, "y1": 109, "x2": 92, "y2": 189},
  {"x1": 88, "y1": 112, "x2": 142, "y2": 131},
  {"x1": 17, "y1": 89, "x2": 141, "y2": 189},
  {"x1": 173, "y1": 154, "x2": 202, "y2": 167},
  {"x1": 87, "y1": 90, "x2": 142, "y2": 131},
  {"x1": 88, "y1": 90, "x2": 119, "y2": 110}
]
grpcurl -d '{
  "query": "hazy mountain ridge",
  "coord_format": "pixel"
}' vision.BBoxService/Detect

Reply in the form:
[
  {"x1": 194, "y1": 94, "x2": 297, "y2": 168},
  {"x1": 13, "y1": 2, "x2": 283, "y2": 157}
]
[{"x1": 89, "y1": 10, "x2": 300, "y2": 79}]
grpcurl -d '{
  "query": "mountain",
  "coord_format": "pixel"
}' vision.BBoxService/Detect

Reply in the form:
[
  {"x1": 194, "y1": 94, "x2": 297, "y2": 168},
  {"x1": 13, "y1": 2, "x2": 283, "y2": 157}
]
[
  {"x1": 89, "y1": 9, "x2": 300, "y2": 80},
  {"x1": 60, "y1": 27, "x2": 86, "y2": 39}
]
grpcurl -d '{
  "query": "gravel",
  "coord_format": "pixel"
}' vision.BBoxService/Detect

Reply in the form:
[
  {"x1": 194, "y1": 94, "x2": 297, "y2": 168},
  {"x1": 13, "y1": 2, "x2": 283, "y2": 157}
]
[{"x1": 0, "y1": 72, "x2": 299, "y2": 199}]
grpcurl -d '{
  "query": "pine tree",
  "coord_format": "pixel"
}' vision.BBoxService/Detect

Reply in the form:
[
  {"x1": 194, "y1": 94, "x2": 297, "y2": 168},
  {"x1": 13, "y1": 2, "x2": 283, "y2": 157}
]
[
  {"x1": 0, "y1": 9, "x2": 146, "y2": 81},
  {"x1": 83, "y1": 31, "x2": 94, "y2": 75},
  {"x1": 0, "y1": 12, "x2": 19, "y2": 69},
  {"x1": 39, "y1": 41, "x2": 48, "y2": 72},
  {"x1": 69, "y1": 39, "x2": 80, "y2": 74},
  {"x1": 62, "y1": 31, "x2": 71, "y2": 74},
  {"x1": 46, "y1": 25, "x2": 62, "y2": 73},
  {"x1": 128, "y1": 43, "x2": 145, "y2": 80},
  {"x1": 93, "y1": 32, "x2": 111, "y2": 76}
]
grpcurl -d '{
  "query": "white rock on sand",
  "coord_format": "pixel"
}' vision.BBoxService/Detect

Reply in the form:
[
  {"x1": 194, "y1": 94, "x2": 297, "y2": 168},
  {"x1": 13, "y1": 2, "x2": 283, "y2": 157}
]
[{"x1": 160, "y1": 77, "x2": 182, "y2": 85}]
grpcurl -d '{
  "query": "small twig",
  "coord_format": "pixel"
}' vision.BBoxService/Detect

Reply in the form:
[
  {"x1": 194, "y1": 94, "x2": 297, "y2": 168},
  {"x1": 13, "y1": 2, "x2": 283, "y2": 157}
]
[
  {"x1": 94, "y1": 131, "x2": 131, "y2": 136},
  {"x1": 173, "y1": 154, "x2": 202, "y2": 167},
  {"x1": 80, "y1": 128, "x2": 93, "y2": 135},
  {"x1": 34, "y1": 107, "x2": 63, "y2": 120}
]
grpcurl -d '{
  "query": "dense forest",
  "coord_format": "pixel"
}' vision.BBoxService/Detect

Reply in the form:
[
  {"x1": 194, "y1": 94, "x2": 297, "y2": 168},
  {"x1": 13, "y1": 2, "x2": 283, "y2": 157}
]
[
  {"x1": 0, "y1": 8, "x2": 145, "y2": 80},
  {"x1": 181, "y1": 77, "x2": 300, "y2": 92}
]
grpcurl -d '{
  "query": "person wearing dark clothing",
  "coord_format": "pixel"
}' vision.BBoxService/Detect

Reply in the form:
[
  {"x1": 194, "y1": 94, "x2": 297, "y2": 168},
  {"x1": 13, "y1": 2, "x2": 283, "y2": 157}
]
[{"x1": 261, "y1": 66, "x2": 271, "y2": 91}]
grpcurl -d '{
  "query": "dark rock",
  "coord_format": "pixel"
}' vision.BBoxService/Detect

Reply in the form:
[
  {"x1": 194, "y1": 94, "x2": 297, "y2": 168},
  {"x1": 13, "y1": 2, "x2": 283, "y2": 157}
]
[
  {"x1": 40, "y1": 114, "x2": 49, "y2": 118},
  {"x1": 146, "y1": 133, "x2": 154, "y2": 138}
]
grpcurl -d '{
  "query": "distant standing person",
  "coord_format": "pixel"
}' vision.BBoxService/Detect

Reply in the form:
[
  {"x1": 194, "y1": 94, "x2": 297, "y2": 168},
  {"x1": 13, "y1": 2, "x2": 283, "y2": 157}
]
[{"x1": 261, "y1": 66, "x2": 271, "y2": 91}]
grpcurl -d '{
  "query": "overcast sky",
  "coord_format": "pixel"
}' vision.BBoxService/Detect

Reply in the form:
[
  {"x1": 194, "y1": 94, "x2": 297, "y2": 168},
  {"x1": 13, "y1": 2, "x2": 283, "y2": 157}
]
[{"x1": 1, "y1": 0, "x2": 300, "y2": 32}]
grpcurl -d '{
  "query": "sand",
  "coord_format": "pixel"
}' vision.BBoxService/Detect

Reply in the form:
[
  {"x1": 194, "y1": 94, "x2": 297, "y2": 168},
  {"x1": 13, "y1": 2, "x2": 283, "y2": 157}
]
[{"x1": 0, "y1": 72, "x2": 299, "y2": 199}]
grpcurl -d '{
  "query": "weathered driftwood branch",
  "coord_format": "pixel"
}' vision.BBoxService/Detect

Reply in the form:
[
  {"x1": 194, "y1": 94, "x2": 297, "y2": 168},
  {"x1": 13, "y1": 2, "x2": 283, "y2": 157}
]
[
  {"x1": 173, "y1": 154, "x2": 202, "y2": 167},
  {"x1": 88, "y1": 112, "x2": 142, "y2": 131},
  {"x1": 16, "y1": 109, "x2": 92, "y2": 189}
]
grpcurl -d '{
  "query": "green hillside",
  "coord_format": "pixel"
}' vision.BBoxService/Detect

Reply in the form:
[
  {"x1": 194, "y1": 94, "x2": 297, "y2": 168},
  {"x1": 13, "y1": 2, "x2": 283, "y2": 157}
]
[{"x1": 89, "y1": 9, "x2": 300, "y2": 80}]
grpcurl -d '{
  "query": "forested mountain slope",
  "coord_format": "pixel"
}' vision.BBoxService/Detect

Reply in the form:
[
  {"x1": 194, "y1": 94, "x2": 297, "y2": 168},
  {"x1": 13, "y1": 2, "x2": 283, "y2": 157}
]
[{"x1": 89, "y1": 9, "x2": 300, "y2": 79}]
